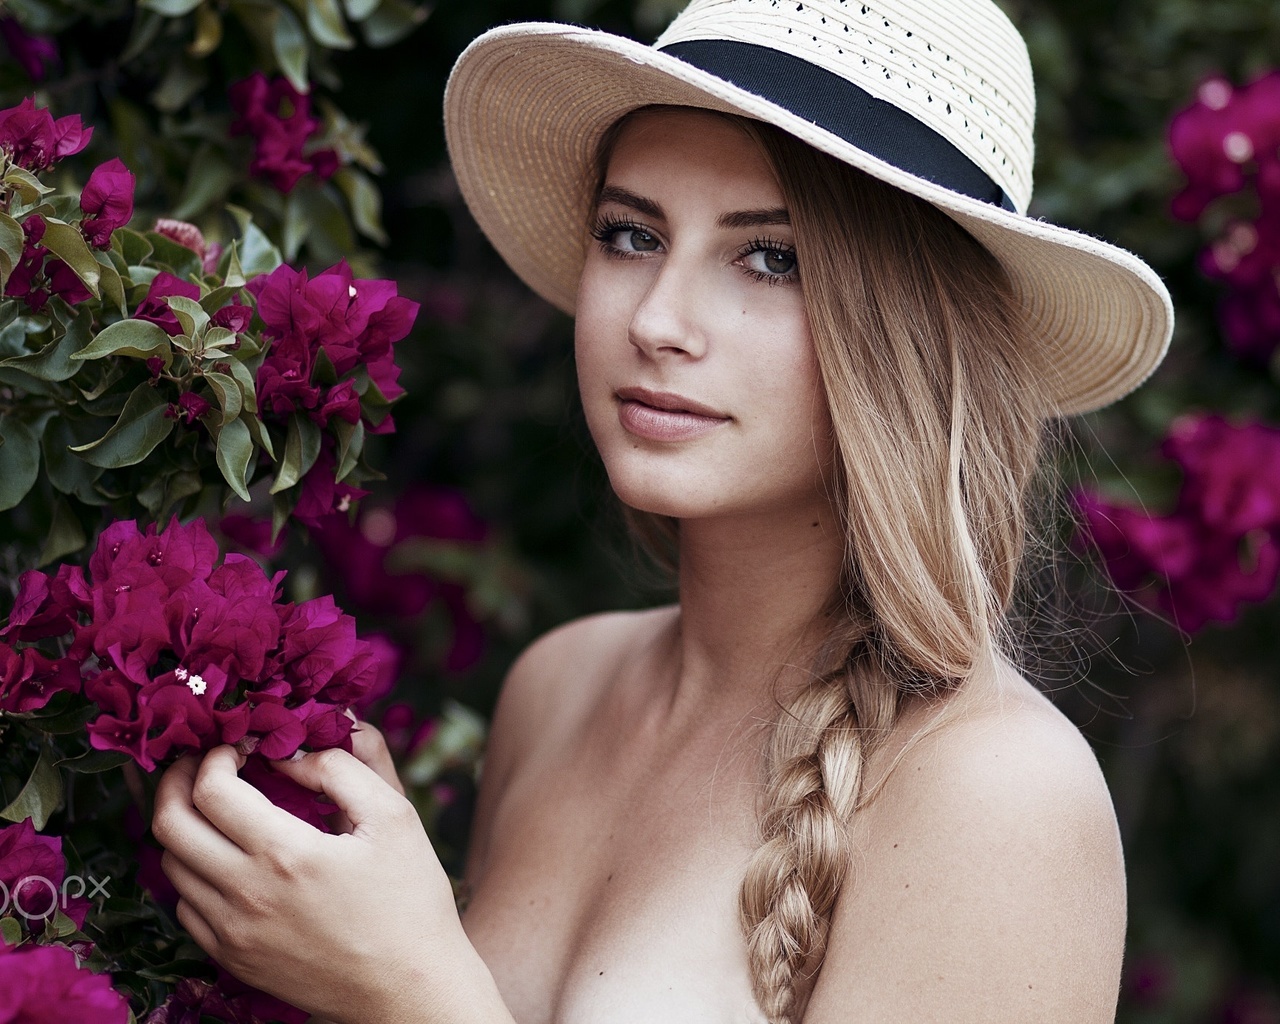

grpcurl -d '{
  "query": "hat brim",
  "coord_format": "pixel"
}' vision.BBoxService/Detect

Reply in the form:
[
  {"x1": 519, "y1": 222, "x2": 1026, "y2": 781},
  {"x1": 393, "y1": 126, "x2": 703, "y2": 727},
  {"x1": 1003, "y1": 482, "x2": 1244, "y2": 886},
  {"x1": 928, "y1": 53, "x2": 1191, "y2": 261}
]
[{"x1": 444, "y1": 22, "x2": 1173, "y2": 416}]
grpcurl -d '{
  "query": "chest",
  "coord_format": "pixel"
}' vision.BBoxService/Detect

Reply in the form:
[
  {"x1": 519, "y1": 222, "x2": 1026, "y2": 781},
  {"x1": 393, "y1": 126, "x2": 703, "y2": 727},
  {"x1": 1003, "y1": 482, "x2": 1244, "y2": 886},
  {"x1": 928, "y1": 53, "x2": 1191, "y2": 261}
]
[{"x1": 462, "y1": 731, "x2": 770, "y2": 1024}]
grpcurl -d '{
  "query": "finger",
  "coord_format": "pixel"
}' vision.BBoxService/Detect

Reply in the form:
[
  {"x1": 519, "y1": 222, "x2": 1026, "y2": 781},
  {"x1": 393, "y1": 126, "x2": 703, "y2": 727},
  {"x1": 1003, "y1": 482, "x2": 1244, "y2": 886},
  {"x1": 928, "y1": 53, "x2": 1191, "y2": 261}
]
[
  {"x1": 191, "y1": 745, "x2": 318, "y2": 855},
  {"x1": 269, "y1": 748, "x2": 407, "y2": 834},
  {"x1": 174, "y1": 896, "x2": 221, "y2": 960},
  {"x1": 348, "y1": 718, "x2": 405, "y2": 796},
  {"x1": 161, "y1": 849, "x2": 227, "y2": 923},
  {"x1": 152, "y1": 754, "x2": 251, "y2": 878}
]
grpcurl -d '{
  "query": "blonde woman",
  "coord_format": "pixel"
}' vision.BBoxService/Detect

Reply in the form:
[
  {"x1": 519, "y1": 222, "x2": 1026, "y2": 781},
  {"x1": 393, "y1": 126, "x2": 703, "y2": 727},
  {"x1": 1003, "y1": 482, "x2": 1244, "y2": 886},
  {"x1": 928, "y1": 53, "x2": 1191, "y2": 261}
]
[{"x1": 151, "y1": 1, "x2": 1174, "y2": 1022}]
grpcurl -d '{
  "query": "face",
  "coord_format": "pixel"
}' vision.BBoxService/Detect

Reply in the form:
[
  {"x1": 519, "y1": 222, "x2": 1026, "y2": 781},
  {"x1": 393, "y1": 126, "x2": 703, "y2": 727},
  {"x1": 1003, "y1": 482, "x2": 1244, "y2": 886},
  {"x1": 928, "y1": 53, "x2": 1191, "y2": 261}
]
[{"x1": 575, "y1": 108, "x2": 833, "y2": 523}]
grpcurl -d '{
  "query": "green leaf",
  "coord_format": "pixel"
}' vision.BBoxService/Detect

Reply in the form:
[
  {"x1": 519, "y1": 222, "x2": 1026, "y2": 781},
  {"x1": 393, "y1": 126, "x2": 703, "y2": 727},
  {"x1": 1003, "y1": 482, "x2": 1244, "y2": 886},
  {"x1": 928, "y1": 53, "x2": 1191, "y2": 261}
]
[
  {"x1": 0, "y1": 416, "x2": 41, "y2": 511},
  {"x1": 0, "y1": 212, "x2": 24, "y2": 286},
  {"x1": 227, "y1": 355, "x2": 259, "y2": 410},
  {"x1": 115, "y1": 228, "x2": 154, "y2": 267},
  {"x1": 151, "y1": 55, "x2": 208, "y2": 113},
  {"x1": 334, "y1": 168, "x2": 388, "y2": 245},
  {"x1": 140, "y1": 0, "x2": 203, "y2": 13},
  {"x1": 227, "y1": 206, "x2": 283, "y2": 277},
  {"x1": 220, "y1": 241, "x2": 247, "y2": 289},
  {"x1": 166, "y1": 295, "x2": 210, "y2": 338},
  {"x1": 271, "y1": 3, "x2": 309, "y2": 91},
  {"x1": 93, "y1": 251, "x2": 128, "y2": 316},
  {"x1": 41, "y1": 220, "x2": 100, "y2": 298},
  {"x1": 56, "y1": 749, "x2": 133, "y2": 774},
  {"x1": 41, "y1": 415, "x2": 105, "y2": 496},
  {"x1": 216, "y1": 416, "x2": 254, "y2": 501},
  {"x1": 271, "y1": 413, "x2": 320, "y2": 493},
  {"x1": 0, "y1": 918, "x2": 20, "y2": 947},
  {"x1": 342, "y1": 0, "x2": 380, "y2": 19},
  {"x1": 70, "y1": 317, "x2": 173, "y2": 368},
  {"x1": 199, "y1": 285, "x2": 241, "y2": 316},
  {"x1": 306, "y1": 0, "x2": 355, "y2": 47},
  {"x1": 3, "y1": 166, "x2": 53, "y2": 204},
  {"x1": 334, "y1": 417, "x2": 363, "y2": 481},
  {"x1": 0, "y1": 747, "x2": 64, "y2": 830},
  {"x1": 39, "y1": 496, "x2": 87, "y2": 565},
  {"x1": 205, "y1": 371, "x2": 242, "y2": 424},
  {"x1": 360, "y1": 0, "x2": 428, "y2": 47},
  {"x1": 145, "y1": 233, "x2": 203, "y2": 279},
  {"x1": 282, "y1": 189, "x2": 312, "y2": 263},
  {"x1": 0, "y1": 314, "x2": 88, "y2": 382},
  {"x1": 172, "y1": 146, "x2": 235, "y2": 221},
  {"x1": 70, "y1": 383, "x2": 175, "y2": 468}
]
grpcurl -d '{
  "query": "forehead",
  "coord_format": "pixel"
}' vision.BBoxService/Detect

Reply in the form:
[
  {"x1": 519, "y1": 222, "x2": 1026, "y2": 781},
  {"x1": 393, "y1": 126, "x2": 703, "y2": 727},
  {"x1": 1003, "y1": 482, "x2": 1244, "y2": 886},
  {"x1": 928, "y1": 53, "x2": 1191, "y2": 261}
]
[{"x1": 603, "y1": 108, "x2": 784, "y2": 203}]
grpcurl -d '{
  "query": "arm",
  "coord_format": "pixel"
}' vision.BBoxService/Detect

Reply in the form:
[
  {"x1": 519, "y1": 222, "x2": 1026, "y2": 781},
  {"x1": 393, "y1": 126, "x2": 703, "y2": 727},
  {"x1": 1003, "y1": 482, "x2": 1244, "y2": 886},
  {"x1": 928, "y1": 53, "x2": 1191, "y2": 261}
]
[
  {"x1": 152, "y1": 743, "x2": 517, "y2": 1024},
  {"x1": 802, "y1": 703, "x2": 1126, "y2": 1024}
]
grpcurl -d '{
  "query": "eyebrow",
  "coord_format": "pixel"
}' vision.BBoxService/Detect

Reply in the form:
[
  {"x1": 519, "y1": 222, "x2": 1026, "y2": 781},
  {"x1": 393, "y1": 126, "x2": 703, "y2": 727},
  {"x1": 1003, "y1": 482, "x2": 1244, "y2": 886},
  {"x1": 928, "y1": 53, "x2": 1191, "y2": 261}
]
[{"x1": 596, "y1": 184, "x2": 791, "y2": 229}]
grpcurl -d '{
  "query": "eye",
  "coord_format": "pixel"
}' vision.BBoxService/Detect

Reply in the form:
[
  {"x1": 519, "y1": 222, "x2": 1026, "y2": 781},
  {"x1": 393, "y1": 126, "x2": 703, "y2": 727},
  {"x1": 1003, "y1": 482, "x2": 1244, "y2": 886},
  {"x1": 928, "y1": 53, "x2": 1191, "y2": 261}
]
[
  {"x1": 590, "y1": 215, "x2": 662, "y2": 257},
  {"x1": 736, "y1": 239, "x2": 799, "y2": 284}
]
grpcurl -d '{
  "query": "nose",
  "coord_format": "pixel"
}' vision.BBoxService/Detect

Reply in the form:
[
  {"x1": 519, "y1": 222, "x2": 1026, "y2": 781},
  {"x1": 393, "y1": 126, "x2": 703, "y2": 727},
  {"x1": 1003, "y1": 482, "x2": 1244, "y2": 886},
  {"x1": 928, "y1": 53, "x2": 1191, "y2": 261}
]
[{"x1": 627, "y1": 255, "x2": 709, "y2": 360}]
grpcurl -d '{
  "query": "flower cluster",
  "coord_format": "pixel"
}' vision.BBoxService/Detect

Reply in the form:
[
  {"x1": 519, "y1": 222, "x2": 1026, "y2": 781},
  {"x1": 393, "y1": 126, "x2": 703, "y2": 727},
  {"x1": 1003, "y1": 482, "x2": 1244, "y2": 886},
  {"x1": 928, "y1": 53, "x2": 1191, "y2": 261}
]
[
  {"x1": 229, "y1": 74, "x2": 339, "y2": 194},
  {"x1": 250, "y1": 261, "x2": 418, "y2": 524},
  {"x1": 0, "y1": 17, "x2": 59, "y2": 82},
  {"x1": 0, "y1": 97, "x2": 135, "y2": 311},
  {"x1": 1169, "y1": 73, "x2": 1280, "y2": 360},
  {"x1": 0, "y1": 96, "x2": 89, "y2": 171},
  {"x1": 1078, "y1": 415, "x2": 1280, "y2": 631},
  {"x1": 311, "y1": 487, "x2": 489, "y2": 672},
  {"x1": 0, "y1": 818, "x2": 127, "y2": 1024},
  {"x1": 0, "y1": 942, "x2": 129, "y2": 1023},
  {"x1": 0, "y1": 818, "x2": 91, "y2": 934},
  {"x1": 0, "y1": 517, "x2": 386, "y2": 772}
]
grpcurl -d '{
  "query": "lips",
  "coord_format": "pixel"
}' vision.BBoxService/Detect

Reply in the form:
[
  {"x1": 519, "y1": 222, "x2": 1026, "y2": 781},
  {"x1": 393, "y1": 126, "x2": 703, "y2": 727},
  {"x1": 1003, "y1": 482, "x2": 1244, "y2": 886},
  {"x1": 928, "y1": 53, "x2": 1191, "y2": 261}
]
[{"x1": 614, "y1": 386, "x2": 729, "y2": 442}]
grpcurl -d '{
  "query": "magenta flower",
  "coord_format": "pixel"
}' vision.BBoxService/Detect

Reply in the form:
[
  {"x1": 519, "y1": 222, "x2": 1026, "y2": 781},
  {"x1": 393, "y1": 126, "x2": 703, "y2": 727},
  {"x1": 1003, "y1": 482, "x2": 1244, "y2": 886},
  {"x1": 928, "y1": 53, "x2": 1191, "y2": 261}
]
[
  {"x1": 153, "y1": 218, "x2": 223, "y2": 275},
  {"x1": 249, "y1": 261, "x2": 417, "y2": 431},
  {"x1": 0, "y1": 642, "x2": 79, "y2": 713},
  {"x1": 228, "y1": 73, "x2": 339, "y2": 194},
  {"x1": 79, "y1": 158, "x2": 136, "y2": 249},
  {"x1": 12, "y1": 518, "x2": 379, "y2": 775},
  {"x1": 0, "y1": 818, "x2": 90, "y2": 930},
  {"x1": 0, "y1": 943, "x2": 129, "y2": 1024},
  {"x1": 145, "y1": 970, "x2": 309, "y2": 1024},
  {"x1": 0, "y1": 97, "x2": 90, "y2": 172},
  {"x1": 167, "y1": 391, "x2": 212, "y2": 425},
  {"x1": 133, "y1": 273, "x2": 201, "y2": 336},
  {"x1": 1077, "y1": 415, "x2": 1280, "y2": 631},
  {"x1": 0, "y1": 18, "x2": 59, "y2": 82}
]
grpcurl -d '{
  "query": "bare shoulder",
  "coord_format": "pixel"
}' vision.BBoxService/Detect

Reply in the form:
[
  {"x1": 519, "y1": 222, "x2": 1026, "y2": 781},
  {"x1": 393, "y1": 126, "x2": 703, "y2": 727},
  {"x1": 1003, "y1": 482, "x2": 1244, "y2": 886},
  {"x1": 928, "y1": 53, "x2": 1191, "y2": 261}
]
[
  {"x1": 463, "y1": 606, "x2": 675, "y2": 881},
  {"x1": 805, "y1": 671, "x2": 1126, "y2": 1024}
]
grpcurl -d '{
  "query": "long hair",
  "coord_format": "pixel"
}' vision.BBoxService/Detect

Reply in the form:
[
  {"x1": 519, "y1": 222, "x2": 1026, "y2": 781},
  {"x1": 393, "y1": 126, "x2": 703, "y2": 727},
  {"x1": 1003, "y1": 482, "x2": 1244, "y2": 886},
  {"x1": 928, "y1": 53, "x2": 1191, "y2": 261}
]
[{"x1": 592, "y1": 110, "x2": 1050, "y2": 1023}]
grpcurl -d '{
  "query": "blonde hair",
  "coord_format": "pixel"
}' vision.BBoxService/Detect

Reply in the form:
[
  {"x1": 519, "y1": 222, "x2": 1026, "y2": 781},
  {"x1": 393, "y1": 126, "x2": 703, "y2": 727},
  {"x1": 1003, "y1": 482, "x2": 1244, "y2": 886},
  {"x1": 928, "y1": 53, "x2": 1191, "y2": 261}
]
[{"x1": 593, "y1": 110, "x2": 1049, "y2": 1023}]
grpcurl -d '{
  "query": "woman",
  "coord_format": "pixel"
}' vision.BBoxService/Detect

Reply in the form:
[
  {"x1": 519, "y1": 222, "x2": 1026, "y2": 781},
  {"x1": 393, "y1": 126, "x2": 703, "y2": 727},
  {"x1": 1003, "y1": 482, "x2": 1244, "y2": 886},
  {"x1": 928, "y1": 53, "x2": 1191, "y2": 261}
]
[{"x1": 151, "y1": 1, "x2": 1174, "y2": 1022}]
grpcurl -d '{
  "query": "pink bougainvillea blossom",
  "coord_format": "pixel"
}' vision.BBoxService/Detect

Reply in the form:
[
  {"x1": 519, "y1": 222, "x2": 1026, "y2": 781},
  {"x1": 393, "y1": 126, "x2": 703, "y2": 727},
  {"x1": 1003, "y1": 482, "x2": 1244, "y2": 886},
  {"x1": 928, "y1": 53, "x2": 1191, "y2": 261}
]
[
  {"x1": 6, "y1": 517, "x2": 388, "y2": 775},
  {"x1": 153, "y1": 218, "x2": 224, "y2": 275},
  {"x1": 0, "y1": 19, "x2": 59, "y2": 83},
  {"x1": 1077, "y1": 415, "x2": 1280, "y2": 632},
  {"x1": 133, "y1": 272, "x2": 201, "y2": 336},
  {"x1": 79, "y1": 158, "x2": 136, "y2": 249},
  {"x1": 0, "y1": 818, "x2": 91, "y2": 930},
  {"x1": 4, "y1": 216, "x2": 93, "y2": 312},
  {"x1": 145, "y1": 966, "x2": 309, "y2": 1024},
  {"x1": 228, "y1": 73, "x2": 339, "y2": 194},
  {"x1": 311, "y1": 487, "x2": 489, "y2": 671},
  {"x1": 1169, "y1": 73, "x2": 1280, "y2": 360},
  {"x1": 0, "y1": 97, "x2": 90, "y2": 171},
  {"x1": 0, "y1": 942, "x2": 129, "y2": 1024}
]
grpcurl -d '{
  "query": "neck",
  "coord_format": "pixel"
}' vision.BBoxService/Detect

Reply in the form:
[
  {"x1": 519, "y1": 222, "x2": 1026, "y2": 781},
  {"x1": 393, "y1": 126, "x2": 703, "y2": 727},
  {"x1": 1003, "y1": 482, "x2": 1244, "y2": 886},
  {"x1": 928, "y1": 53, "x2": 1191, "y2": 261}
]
[{"x1": 663, "y1": 498, "x2": 844, "y2": 714}]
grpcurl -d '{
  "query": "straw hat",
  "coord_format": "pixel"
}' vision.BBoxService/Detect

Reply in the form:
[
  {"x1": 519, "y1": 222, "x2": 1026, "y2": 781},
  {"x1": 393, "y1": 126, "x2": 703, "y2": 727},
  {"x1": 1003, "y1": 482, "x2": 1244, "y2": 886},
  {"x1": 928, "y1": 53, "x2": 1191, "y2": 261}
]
[{"x1": 444, "y1": 0, "x2": 1173, "y2": 416}]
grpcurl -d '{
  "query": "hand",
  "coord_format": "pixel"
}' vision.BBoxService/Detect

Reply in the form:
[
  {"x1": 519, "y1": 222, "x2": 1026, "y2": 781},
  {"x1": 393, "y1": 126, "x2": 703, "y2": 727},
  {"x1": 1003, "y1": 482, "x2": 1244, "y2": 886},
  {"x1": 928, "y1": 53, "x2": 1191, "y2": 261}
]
[{"x1": 151, "y1": 745, "x2": 507, "y2": 1024}]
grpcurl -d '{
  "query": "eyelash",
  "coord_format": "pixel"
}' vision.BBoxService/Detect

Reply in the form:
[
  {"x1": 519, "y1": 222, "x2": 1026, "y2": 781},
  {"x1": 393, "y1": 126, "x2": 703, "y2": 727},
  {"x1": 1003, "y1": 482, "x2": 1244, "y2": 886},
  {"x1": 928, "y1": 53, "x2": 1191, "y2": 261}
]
[{"x1": 588, "y1": 215, "x2": 800, "y2": 285}]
